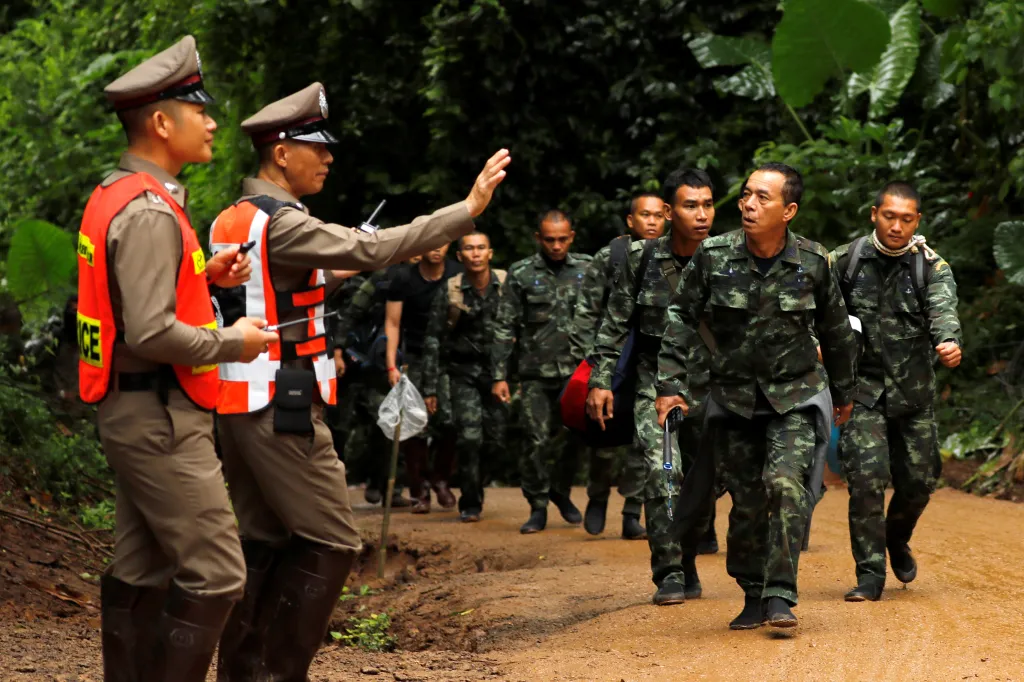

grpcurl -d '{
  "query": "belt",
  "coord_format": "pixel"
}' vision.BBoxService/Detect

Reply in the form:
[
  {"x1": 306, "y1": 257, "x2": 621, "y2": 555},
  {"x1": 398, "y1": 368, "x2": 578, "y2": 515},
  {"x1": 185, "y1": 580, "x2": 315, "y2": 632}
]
[{"x1": 117, "y1": 372, "x2": 161, "y2": 392}]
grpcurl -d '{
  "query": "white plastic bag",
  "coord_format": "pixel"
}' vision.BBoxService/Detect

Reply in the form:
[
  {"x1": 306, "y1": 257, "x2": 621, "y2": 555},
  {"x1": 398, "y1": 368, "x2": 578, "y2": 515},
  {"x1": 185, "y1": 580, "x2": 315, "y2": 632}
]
[{"x1": 377, "y1": 374, "x2": 428, "y2": 441}]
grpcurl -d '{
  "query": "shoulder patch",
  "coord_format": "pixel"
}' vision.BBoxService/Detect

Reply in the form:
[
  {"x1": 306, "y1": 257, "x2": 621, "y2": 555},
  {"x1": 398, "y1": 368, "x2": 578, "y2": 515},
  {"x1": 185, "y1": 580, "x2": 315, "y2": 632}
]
[
  {"x1": 702, "y1": 234, "x2": 731, "y2": 249},
  {"x1": 628, "y1": 239, "x2": 645, "y2": 254},
  {"x1": 796, "y1": 237, "x2": 829, "y2": 259},
  {"x1": 574, "y1": 253, "x2": 594, "y2": 263}
]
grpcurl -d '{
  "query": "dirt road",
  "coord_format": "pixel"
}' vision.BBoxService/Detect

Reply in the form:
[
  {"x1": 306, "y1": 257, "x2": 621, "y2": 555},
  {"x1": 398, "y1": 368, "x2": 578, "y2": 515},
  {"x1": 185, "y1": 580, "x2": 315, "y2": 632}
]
[{"x1": 3, "y1": 484, "x2": 1024, "y2": 681}]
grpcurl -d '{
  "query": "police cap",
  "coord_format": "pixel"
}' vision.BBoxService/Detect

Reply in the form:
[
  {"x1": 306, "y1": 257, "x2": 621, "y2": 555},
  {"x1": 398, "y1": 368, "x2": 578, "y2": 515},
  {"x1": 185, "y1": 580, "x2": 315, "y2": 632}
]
[
  {"x1": 242, "y1": 82, "x2": 338, "y2": 147},
  {"x1": 104, "y1": 35, "x2": 214, "y2": 112}
]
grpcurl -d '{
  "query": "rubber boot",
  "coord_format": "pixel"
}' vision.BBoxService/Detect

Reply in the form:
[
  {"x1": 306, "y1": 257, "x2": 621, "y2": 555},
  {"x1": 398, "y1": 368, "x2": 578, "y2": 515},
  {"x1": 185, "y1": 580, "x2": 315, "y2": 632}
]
[
  {"x1": 549, "y1": 490, "x2": 582, "y2": 525},
  {"x1": 431, "y1": 430, "x2": 458, "y2": 508},
  {"x1": 258, "y1": 537, "x2": 356, "y2": 682},
  {"x1": 682, "y1": 554, "x2": 702, "y2": 600},
  {"x1": 101, "y1": 576, "x2": 165, "y2": 682},
  {"x1": 217, "y1": 539, "x2": 280, "y2": 681},
  {"x1": 621, "y1": 512, "x2": 647, "y2": 540},
  {"x1": 584, "y1": 498, "x2": 607, "y2": 535},
  {"x1": 520, "y1": 507, "x2": 547, "y2": 534},
  {"x1": 149, "y1": 583, "x2": 234, "y2": 682}
]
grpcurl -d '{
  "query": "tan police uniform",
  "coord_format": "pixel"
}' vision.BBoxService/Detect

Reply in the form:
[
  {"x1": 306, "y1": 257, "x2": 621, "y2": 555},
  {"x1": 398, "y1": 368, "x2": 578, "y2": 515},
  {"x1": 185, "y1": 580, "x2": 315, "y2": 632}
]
[
  {"x1": 91, "y1": 35, "x2": 246, "y2": 682},
  {"x1": 211, "y1": 83, "x2": 475, "y2": 681}
]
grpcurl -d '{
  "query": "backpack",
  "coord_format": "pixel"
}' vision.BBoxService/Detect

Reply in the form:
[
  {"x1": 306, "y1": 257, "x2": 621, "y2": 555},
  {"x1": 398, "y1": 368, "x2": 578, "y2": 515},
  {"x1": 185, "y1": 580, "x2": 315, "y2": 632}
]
[
  {"x1": 841, "y1": 235, "x2": 930, "y2": 310},
  {"x1": 560, "y1": 239, "x2": 657, "y2": 448},
  {"x1": 341, "y1": 274, "x2": 396, "y2": 374},
  {"x1": 446, "y1": 269, "x2": 507, "y2": 328}
]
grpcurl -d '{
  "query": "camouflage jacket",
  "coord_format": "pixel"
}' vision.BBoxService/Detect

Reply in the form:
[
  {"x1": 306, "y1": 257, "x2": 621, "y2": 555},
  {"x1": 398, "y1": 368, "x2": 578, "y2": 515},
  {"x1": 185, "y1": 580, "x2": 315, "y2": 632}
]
[
  {"x1": 489, "y1": 252, "x2": 593, "y2": 382},
  {"x1": 326, "y1": 273, "x2": 367, "y2": 351},
  {"x1": 831, "y1": 238, "x2": 961, "y2": 416},
  {"x1": 330, "y1": 268, "x2": 392, "y2": 351},
  {"x1": 421, "y1": 270, "x2": 505, "y2": 396},
  {"x1": 657, "y1": 229, "x2": 857, "y2": 418},
  {"x1": 568, "y1": 236, "x2": 635, "y2": 362},
  {"x1": 591, "y1": 235, "x2": 712, "y2": 402}
]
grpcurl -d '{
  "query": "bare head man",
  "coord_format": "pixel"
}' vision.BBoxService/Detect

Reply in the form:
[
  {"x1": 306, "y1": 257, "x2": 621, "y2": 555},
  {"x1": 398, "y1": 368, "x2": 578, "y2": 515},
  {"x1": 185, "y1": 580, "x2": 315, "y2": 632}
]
[
  {"x1": 626, "y1": 191, "x2": 667, "y2": 239},
  {"x1": 872, "y1": 181, "x2": 922, "y2": 251},
  {"x1": 739, "y1": 162, "x2": 803, "y2": 241},
  {"x1": 457, "y1": 232, "x2": 493, "y2": 274},
  {"x1": 422, "y1": 242, "x2": 451, "y2": 265},
  {"x1": 664, "y1": 168, "x2": 715, "y2": 248},
  {"x1": 535, "y1": 209, "x2": 574, "y2": 261}
]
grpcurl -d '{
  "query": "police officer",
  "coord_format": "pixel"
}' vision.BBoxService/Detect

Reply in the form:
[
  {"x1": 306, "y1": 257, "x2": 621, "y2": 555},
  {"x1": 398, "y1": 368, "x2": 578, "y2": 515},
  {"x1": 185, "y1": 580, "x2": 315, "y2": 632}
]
[
  {"x1": 490, "y1": 211, "x2": 592, "y2": 533},
  {"x1": 79, "y1": 36, "x2": 277, "y2": 681},
  {"x1": 831, "y1": 182, "x2": 962, "y2": 601},
  {"x1": 209, "y1": 83, "x2": 509, "y2": 680}
]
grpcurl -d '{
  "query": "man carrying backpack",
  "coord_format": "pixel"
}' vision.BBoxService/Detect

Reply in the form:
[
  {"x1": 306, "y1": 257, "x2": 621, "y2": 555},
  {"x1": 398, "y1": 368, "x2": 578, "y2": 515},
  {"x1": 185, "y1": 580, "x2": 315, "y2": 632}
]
[
  {"x1": 422, "y1": 232, "x2": 508, "y2": 521},
  {"x1": 569, "y1": 191, "x2": 666, "y2": 540},
  {"x1": 586, "y1": 169, "x2": 717, "y2": 605},
  {"x1": 830, "y1": 181, "x2": 962, "y2": 602}
]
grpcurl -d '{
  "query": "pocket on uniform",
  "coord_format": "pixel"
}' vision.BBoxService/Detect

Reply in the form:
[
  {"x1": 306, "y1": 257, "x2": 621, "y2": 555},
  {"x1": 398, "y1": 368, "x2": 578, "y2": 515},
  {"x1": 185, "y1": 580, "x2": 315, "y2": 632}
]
[
  {"x1": 778, "y1": 288, "x2": 817, "y2": 312},
  {"x1": 890, "y1": 295, "x2": 927, "y2": 339},
  {"x1": 709, "y1": 275, "x2": 749, "y2": 311},
  {"x1": 525, "y1": 290, "x2": 551, "y2": 323},
  {"x1": 272, "y1": 368, "x2": 315, "y2": 435}
]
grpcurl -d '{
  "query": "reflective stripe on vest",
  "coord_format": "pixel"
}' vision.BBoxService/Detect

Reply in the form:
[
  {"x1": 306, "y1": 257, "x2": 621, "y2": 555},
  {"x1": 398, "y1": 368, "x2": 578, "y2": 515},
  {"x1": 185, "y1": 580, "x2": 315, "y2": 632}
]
[
  {"x1": 76, "y1": 173, "x2": 219, "y2": 409},
  {"x1": 210, "y1": 199, "x2": 335, "y2": 413}
]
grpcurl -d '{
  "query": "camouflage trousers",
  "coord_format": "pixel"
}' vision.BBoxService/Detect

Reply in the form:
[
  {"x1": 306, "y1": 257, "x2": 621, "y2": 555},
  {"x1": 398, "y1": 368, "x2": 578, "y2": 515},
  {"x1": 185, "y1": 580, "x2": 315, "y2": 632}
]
[
  {"x1": 519, "y1": 378, "x2": 581, "y2": 509},
  {"x1": 586, "y1": 444, "x2": 644, "y2": 516},
  {"x1": 718, "y1": 409, "x2": 816, "y2": 605},
  {"x1": 450, "y1": 374, "x2": 508, "y2": 512},
  {"x1": 339, "y1": 375, "x2": 402, "y2": 493},
  {"x1": 634, "y1": 395, "x2": 712, "y2": 585},
  {"x1": 838, "y1": 401, "x2": 940, "y2": 587}
]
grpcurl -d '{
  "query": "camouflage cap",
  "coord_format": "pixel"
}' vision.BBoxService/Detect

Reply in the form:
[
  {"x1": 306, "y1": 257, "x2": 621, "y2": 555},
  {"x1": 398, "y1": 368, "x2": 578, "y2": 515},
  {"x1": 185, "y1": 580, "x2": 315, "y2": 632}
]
[
  {"x1": 242, "y1": 82, "x2": 338, "y2": 147},
  {"x1": 104, "y1": 35, "x2": 214, "y2": 112}
]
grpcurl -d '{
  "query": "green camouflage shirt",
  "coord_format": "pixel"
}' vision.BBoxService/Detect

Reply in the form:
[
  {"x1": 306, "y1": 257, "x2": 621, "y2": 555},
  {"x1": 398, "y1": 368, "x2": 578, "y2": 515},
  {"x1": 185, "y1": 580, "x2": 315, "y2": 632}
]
[
  {"x1": 489, "y1": 252, "x2": 593, "y2": 382},
  {"x1": 330, "y1": 268, "x2": 392, "y2": 351},
  {"x1": 591, "y1": 235, "x2": 712, "y2": 402},
  {"x1": 831, "y1": 238, "x2": 961, "y2": 416},
  {"x1": 326, "y1": 273, "x2": 367, "y2": 352},
  {"x1": 568, "y1": 236, "x2": 633, "y2": 362},
  {"x1": 421, "y1": 270, "x2": 505, "y2": 396},
  {"x1": 657, "y1": 229, "x2": 857, "y2": 418}
]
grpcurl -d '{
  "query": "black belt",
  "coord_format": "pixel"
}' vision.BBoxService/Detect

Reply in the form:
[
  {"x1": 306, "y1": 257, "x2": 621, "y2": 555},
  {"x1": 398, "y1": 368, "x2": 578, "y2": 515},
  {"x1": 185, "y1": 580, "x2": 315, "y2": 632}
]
[{"x1": 117, "y1": 370, "x2": 173, "y2": 404}]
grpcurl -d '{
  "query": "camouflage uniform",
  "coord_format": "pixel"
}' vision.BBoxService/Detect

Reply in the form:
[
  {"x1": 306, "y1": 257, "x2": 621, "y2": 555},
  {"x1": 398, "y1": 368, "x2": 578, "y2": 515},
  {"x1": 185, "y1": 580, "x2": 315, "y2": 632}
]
[
  {"x1": 657, "y1": 229, "x2": 857, "y2": 605},
  {"x1": 422, "y1": 270, "x2": 508, "y2": 512},
  {"x1": 325, "y1": 274, "x2": 367, "y2": 458},
  {"x1": 831, "y1": 238, "x2": 961, "y2": 588},
  {"x1": 490, "y1": 252, "x2": 592, "y2": 509},
  {"x1": 591, "y1": 235, "x2": 712, "y2": 585},
  {"x1": 569, "y1": 238, "x2": 644, "y2": 518}
]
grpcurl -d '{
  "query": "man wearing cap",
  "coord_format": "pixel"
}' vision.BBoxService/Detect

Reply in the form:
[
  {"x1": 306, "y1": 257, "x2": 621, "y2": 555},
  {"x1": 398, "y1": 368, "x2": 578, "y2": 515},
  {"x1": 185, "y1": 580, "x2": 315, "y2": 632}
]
[
  {"x1": 209, "y1": 82, "x2": 509, "y2": 680},
  {"x1": 81, "y1": 36, "x2": 278, "y2": 682}
]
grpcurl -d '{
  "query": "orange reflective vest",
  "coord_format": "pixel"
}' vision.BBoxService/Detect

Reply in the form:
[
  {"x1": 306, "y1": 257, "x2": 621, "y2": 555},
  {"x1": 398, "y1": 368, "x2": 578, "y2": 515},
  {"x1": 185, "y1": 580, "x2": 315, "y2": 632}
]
[
  {"x1": 209, "y1": 195, "x2": 336, "y2": 414},
  {"x1": 76, "y1": 173, "x2": 219, "y2": 409}
]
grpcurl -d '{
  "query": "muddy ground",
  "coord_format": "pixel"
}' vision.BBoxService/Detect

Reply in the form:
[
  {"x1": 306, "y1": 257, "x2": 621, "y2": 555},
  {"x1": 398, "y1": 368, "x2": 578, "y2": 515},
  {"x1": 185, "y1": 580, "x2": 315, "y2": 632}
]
[{"x1": 2, "y1": 479, "x2": 1024, "y2": 681}]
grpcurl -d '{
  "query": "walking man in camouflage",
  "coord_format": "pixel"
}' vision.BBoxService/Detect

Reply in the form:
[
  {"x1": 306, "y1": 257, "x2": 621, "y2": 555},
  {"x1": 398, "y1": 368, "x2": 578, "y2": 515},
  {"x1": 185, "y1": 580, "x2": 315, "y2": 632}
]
[
  {"x1": 491, "y1": 211, "x2": 592, "y2": 533},
  {"x1": 423, "y1": 232, "x2": 508, "y2": 522},
  {"x1": 656, "y1": 163, "x2": 858, "y2": 629},
  {"x1": 570, "y1": 190, "x2": 666, "y2": 540},
  {"x1": 831, "y1": 181, "x2": 962, "y2": 601},
  {"x1": 588, "y1": 169, "x2": 716, "y2": 604}
]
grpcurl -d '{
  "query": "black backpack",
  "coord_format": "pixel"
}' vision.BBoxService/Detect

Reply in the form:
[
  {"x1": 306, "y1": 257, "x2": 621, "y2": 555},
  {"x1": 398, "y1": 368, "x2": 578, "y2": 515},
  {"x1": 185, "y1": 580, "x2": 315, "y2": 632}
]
[{"x1": 841, "y1": 235, "x2": 930, "y2": 309}]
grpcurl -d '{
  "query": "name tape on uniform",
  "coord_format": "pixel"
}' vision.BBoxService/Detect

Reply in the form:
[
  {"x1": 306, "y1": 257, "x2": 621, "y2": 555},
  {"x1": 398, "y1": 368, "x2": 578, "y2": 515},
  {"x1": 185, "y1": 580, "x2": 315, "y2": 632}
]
[
  {"x1": 77, "y1": 233, "x2": 95, "y2": 267},
  {"x1": 77, "y1": 312, "x2": 103, "y2": 368}
]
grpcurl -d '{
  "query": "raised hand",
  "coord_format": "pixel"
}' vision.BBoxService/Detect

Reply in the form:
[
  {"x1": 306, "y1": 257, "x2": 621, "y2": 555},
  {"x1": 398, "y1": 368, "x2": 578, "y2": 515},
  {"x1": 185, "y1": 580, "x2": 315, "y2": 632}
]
[{"x1": 465, "y1": 149, "x2": 511, "y2": 218}]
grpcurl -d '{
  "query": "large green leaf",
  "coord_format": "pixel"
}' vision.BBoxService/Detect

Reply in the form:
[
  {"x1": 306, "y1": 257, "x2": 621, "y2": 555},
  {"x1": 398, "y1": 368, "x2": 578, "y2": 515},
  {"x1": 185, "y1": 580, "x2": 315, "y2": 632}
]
[
  {"x1": 849, "y1": 1, "x2": 921, "y2": 119},
  {"x1": 921, "y1": 30, "x2": 957, "y2": 109},
  {"x1": 6, "y1": 219, "x2": 76, "y2": 301},
  {"x1": 921, "y1": 0, "x2": 963, "y2": 18},
  {"x1": 994, "y1": 220, "x2": 1024, "y2": 286},
  {"x1": 688, "y1": 34, "x2": 775, "y2": 100},
  {"x1": 772, "y1": 0, "x2": 891, "y2": 108}
]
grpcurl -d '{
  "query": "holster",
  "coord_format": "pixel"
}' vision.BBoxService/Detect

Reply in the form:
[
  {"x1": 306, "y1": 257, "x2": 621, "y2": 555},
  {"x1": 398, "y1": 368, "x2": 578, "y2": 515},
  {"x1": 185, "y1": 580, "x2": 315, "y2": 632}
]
[{"x1": 272, "y1": 368, "x2": 315, "y2": 434}]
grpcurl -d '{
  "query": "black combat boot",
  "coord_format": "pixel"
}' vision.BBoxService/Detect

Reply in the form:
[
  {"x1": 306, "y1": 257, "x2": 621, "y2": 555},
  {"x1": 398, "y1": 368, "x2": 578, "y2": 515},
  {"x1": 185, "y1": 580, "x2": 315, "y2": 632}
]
[
  {"x1": 549, "y1": 490, "x2": 582, "y2": 525},
  {"x1": 217, "y1": 539, "x2": 280, "y2": 681},
  {"x1": 621, "y1": 512, "x2": 646, "y2": 540},
  {"x1": 149, "y1": 583, "x2": 234, "y2": 682},
  {"x1": 682, "y1": 554, "x2": 702, "y2": 599},
  {"x1": 584, "y1": 498, "x2": 607, "y2": 535},
  {"x1": 652, "y1": 577, "x2": 687, "y2": 606},
  {"x1": 729, "y1": 596, "x2": 765, "y2": 630},
  {"x1": 696, "y1": 525, "x2": 719, "y2": 555},
  {"x1": 520, "y1": 507, "x2": 547, "y2": 534},
  {"x1": 101, "y1": 576, "x2": 165, "y2": 682},
  {"x1": 257, "y1": 537, "x2": 356, "y2": 681},
  {"x1": 888, "y1": 542, "x2": 918, "y2": 584},
  {"x1": 764, "y1": 597, "x2": 798, "y2": 628},
  {"x1": 844, "y1": 582, "x2": 884, "y2": 602}
]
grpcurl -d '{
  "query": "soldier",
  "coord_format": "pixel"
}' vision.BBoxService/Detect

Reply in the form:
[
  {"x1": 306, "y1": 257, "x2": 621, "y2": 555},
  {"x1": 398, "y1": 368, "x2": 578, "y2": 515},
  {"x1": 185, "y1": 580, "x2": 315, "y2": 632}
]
[
  {"x1": 569, "y1": 190, "x2": 666, "y2": 540},
  {"x1": 422, "y1": 232, "x2": 508, "y2": 521},
  {"x1": 384, "y1": 245, "x2": 463, "y2": 513},
  {"x1": 656, "y1": 163, "x2": 857, "y2": 630},
  {"x1": 325, "y1": 271, "x2": 366, "y2": 460},
  {"x1": 79, "y1": 36, "x2": 277, "y2": 681},
  {"x1": 587, "y1": 169, "x2": 715, "y2": 605},
  {"x1": 209, "y1": 82, "x2": 508, "y2": 680},
  {"x1": 831, "y1": 182, "x2": 962, "y2": 602},
  {"x1": 491, "y1": 210, "x2": 592, "y2": 533}
]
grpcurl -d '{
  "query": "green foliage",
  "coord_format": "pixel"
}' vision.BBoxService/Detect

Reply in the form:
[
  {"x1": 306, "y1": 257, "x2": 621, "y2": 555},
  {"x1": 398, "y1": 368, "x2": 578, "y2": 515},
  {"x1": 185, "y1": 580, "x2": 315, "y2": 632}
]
[
  {"x1": 847, "y1": 1, "x2": 921, "y2": 120},
  {"x1": 5, "y1": 219, "x2": 76, "y2": 324},
  {"x1": 771, "y1": 0, "x2": 891, "y2": 108},
  {"x1": 688, "y1": 34, "x2": 775, "y2": 100},
  {"x1": 993, "y1": 221, "x2": 1024, "y2": 286},
  {"x1": 79, "y1": 497, "x2": 115, "y2": 530},
  {"x1": 330, "y1": 612, "x2": 397, "y2": 652},
  {"x1": 339, "y1": 584, "x2": 376, "y2": 601}
]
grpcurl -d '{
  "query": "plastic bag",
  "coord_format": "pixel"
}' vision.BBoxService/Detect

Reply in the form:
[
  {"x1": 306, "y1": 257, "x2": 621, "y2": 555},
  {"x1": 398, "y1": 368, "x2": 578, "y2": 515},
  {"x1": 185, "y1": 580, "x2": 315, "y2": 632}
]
[{"x1": 377, "y1": 374, "x2": 429, "y2": 441}]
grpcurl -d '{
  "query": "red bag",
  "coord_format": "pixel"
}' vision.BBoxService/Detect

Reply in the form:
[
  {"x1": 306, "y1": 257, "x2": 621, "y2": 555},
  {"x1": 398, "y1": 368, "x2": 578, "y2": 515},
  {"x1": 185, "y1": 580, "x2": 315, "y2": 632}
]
[{"x1": 559, "y1": 358, "x2": 593, "y2": 433}]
